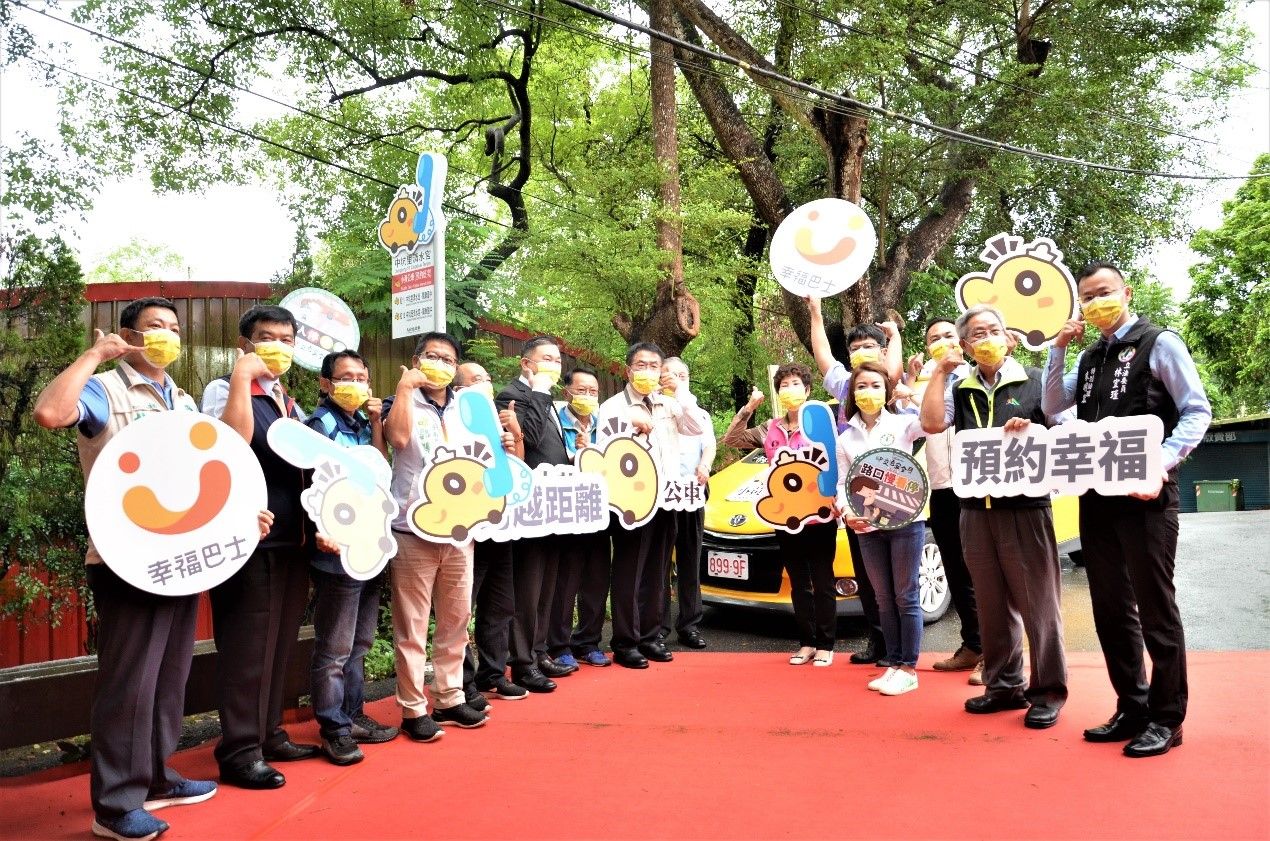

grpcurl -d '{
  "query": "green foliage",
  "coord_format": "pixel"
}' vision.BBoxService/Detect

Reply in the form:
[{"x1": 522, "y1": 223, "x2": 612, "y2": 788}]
[
  {"x1": 1183, "y1": 153, "x2": 1270, "y2": 417},
  {"x1": 0, "y1": 233, "x2": 91, "y2": 624},
  {"x1": 362, "y1": 636, "x2": 396, "y2": 683},
  {"x1": 84, "y1": 237, "x2": 186, "y2": 284}
]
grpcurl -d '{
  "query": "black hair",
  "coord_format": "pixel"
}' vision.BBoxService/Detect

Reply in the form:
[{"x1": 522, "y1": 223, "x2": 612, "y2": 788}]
[
  {"x1": 773, "y1": 362, "x2": 813, "y2": 393},
  {"x1": 120, "y1": 297, "x2": 178, "y2": 331},
  {"x1": 1077, "y1": 261, "x2": 1124, "y2": 282},
  {"x1": 625, "y1": 341, "x2": 664, "y2": 366},
  {"x1": 923, "y1": 316, "x2": 957, "y2": 337},
  {"x1": 320, "y1": 350, "x2": 368, "y2": 380},
  {"x1": 239, "y1": 305, "x2": 297, "y2": 339},
  {"x1": 521, "y1": 335, "x2": 560, "y2": 358},
  {"x1": 563, "y1": 367, "x2": 599, "y2": 388},
  {"x1": 412, "y1": 331, "x2": 461, "y2": 359},
  {"x1": 845, "y1": 324, "x2": 887, "y2": 348}
]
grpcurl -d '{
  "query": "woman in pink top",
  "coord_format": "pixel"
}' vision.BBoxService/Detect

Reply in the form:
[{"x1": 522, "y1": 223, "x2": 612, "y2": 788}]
[{"x1": 722, "y1": 363, "x2": 838, "y2": 667}]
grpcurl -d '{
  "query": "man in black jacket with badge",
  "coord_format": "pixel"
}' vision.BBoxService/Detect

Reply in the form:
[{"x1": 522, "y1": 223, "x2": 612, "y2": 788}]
[{"x1": 496, "y1": 336, "x2": 576, "y2": 692}]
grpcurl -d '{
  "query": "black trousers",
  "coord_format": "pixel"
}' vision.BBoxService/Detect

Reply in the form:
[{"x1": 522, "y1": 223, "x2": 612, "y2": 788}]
[
  {"x1": 569, "y1": 534, "x2": 613, "y2": 656},
  {"x1": 660, "y1": 507, "x2": 705, "y2": 636},
  {"x1": 608, "y1": 508, "x2": 676, "y2": 652},
  {"x1": 463, "y1": 540, "x2": 516, "y2": 689},
  {"x1": 87, "y1": 564, "x2": 199, "y2": 818},
  {"x1": 210, "y1": 544, "x2": 311, "y2": 770},
  {"x1": 929, "y1": 488, "x2": 981, "y2": 653},
  {"x1": 846, "y1": 528, "x2": 886, "y2": 651},
  {"x1": 777, "y1": 521, "x2": 838, "y2": 649},
  {"x1": 547, "y1": 532, "x2": 609, "y2": 657},
  {"x1": 1080, "y1": 483, "x2": 1187, "y2": 727},
  {"x1": 508, "y1": 536, "x2": 558, "y2": 673}
]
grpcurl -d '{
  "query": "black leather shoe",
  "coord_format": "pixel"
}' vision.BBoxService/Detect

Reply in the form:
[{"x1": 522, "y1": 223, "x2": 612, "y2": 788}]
[
  {"x1": 613, "y1": 649, "x2": 649, "y2": 669},
  {"x1": 1024, "y1": 705, "x2": 1061, "y2": 729},
  {"x1": 964, "y1": 694, "x2": 1029, "y2": 714},
  {"x1": 537, "y1": 655, "x2": 576, "y2": 677},
  {"x1": 1124, "y1": 723, "x2": 1183, "y2": 758},
  {"x1": 262, "y1": 740, "x2": 320, "y2": 762},
  {"x1": 849, "y1": 645, "x2": 881, "y2": 665},
  {"x1": 1084, "y1": 711, "x2": 1148, "y2": 743},
  {"x1": 512, "y1": 668, "x2": 557, "y2": 693},
  {"x1": 638, "y1": 641, "x2": 674, "y2": 662},
  {"x1": 221, "y1": 760, "x2": 285, "y2": 790},
  {"x1": 678, "y1": 631, "x2": 708, "y2": 649}
]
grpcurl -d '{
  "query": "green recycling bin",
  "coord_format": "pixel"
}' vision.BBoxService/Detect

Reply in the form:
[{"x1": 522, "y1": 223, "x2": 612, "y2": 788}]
[{"x1": 1194, "y1": 479, "x2": 1242, "y2": 512}]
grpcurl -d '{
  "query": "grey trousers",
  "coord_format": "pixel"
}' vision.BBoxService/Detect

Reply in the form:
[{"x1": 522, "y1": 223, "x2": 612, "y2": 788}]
[{"x1": 959, "y1": 506, "x2": 1067, "y2": 710}]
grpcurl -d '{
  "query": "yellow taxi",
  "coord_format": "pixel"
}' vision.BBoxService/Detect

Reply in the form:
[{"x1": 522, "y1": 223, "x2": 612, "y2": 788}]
[{"x1": 699, "y1": 447, "x2": 1082, "y2": 623}]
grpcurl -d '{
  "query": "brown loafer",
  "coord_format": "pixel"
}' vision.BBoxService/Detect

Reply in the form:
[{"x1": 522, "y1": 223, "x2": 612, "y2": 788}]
[{"x1": 933, "y1": 646, "x2": 983, "y2": 672}]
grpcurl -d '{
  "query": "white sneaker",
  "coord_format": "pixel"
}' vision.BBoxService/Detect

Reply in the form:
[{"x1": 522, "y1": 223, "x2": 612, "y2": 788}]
[
  {"x1": 880, "y1": 669, "x2": 919, "y2": 696},
  {"x1": 868, "y1": 667, "x2": 897, "y2": 691}
]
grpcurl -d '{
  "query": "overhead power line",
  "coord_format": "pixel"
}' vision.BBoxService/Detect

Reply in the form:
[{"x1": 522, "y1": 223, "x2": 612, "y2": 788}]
[{"x1": 549, "y1": 0, "x2": 1270, "y2": 181}]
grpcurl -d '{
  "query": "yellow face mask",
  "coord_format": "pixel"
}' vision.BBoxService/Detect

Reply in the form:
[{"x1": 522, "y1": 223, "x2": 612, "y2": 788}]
[
  {"x1": 777, "y1": 386, "x2": 807, "y2": 414},
  {"x1": 138, "y1": 328, "x2": 181, "y2": 368},
  {"x1": 252, "y1": 340, "x2": 294, "y2": 378},
  {"x1": 854, "y1": 386, "x2": 886, "y2": 415},
  {"x1": 533, "y1": 360, "x2": 562, "y2": 386},
  {"x1": 570, "y1": 394, "x2": 598, "y2": 417},
  {"x1": 331, "y1": 382, "x2": 369, "y2": 413},
  {"x1": 849, "y1": 346, "x2": 881, "y2": 369},
  {"x1": 1081, "y1": 294, "x2": 1126, "y2": 331},
  {"x1": 418, "y1": 358, "x2": 456, "y2": 388},
  {"x1": 928, "y1": 337, "x2": 957, "y2": 360},
  {"x1": 970, "y1": 335, "x2": 1008, "y2": 367},
  {"x1": 631, "y1": 370, "x2": 660, "y2": 396}
]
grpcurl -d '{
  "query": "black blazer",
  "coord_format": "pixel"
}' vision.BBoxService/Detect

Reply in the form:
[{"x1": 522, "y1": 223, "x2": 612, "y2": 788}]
[{"x1": 496, "y1": 379, "x2": 569, "y2": 468}]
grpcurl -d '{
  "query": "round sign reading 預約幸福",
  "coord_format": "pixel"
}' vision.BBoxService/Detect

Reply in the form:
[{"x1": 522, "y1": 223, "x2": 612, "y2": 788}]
[
  {"x1": 769, "y1": 198, "x2": 877, "y2": 297},
  {"x1": 84, "y1": 412, "x2": 268, "y2": 596},
  {"x1": 279, "y1": 287, "x2": 361, "y2": 372}
]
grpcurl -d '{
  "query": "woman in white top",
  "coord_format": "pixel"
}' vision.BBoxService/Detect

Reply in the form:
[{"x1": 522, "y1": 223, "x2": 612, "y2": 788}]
[{"x1": 835, "y1": 361, "x2": 927, "y2": 696}]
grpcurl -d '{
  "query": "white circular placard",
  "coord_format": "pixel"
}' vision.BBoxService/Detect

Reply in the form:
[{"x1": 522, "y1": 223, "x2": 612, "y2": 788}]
[
  {"x1": 769, "y1": 198, "x2": 877, "y2": 297},
  {"x1": 279, "y1": 287, "x2": 361, "y2": 372},
  {"x1": 84, "y1": 412, "x2": 268, "y2": 596}
]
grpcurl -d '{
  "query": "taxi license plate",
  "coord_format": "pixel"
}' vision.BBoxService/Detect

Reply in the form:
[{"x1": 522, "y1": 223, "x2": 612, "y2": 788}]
[{"x1": 707, "y1": 551, "x2": 749, "y2": 580}]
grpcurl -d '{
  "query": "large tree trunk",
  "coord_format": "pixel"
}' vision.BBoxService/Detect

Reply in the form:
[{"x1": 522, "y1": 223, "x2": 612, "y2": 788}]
[{"x1": 613, "y1": 0, "x2": 699, "y2": 357}]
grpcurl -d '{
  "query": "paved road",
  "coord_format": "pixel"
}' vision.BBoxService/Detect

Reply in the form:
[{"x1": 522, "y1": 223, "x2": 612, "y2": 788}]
[{"x1": 685, "y1": 510, "x2": 1270, "y2": 656}]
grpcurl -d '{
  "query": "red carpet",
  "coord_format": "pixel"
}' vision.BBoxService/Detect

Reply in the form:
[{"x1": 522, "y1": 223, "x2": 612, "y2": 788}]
[{"x1": 2, "y1": 651, "x2": 1267, "y2": 841}]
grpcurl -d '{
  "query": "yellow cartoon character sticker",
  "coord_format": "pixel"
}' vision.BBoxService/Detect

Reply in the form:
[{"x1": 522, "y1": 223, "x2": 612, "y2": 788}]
[
  {"x1": 754, "y1": 447, "x2": 836, "y2": 534},
  {"x1": 409, "y1": 442, "x2": 507, "y2": 544},
  {"x1": 577, "y1": 417, "x2": 660, "y2": 529},
  {"x1": 955, "y1": 233, "x2": 1077, "y2": 351}
]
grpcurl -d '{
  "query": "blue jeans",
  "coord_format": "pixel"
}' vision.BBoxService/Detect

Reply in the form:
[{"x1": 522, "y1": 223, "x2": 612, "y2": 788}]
[
  {"x1": 310, "y1": 569, "x2": 381, "y2": 737},
  {"x1": 857, "y1": 522, "x2": 925, "y2": 667}
]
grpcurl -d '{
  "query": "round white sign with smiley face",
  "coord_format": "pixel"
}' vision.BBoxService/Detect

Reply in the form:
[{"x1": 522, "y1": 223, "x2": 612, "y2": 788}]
[
  {"x1": 769, "y1": 198, "x2": 877, "y2": 297},
  {"x1": 84, "y1": 412, "x2": 268, "y2": 596}
]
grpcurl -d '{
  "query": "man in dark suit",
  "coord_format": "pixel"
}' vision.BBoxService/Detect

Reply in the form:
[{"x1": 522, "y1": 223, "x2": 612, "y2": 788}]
[{"x1": 496, "y1": 336, "x2": 576, "y2": 692}]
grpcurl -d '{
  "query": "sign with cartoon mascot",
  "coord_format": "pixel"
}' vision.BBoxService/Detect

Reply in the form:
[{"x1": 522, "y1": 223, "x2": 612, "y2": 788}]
[{"x1": 955, "y1": 233, "x2": 1078, "y2": 351}]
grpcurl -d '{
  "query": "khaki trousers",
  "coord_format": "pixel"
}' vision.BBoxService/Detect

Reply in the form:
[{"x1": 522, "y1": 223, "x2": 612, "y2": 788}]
[{"x1": 391, "y1": 532, "x2": 474, "y2": 716}]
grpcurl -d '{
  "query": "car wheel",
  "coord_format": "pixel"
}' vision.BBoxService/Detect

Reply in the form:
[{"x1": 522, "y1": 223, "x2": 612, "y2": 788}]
[{"x1": 919, "y1": 529, "x2": 951, "y2": 625}]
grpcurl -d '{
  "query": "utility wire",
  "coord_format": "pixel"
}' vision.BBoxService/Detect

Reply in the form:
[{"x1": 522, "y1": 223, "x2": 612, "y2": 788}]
[
  {"x1": 550, "y1": 0, "x2": 1269, "y2": 181},
  {"x1": 5, "y1": 0, "x2": 607, "y2": 226},
  {"x1": 16, "y1": 53, "x2": 516, "y2": 230}
]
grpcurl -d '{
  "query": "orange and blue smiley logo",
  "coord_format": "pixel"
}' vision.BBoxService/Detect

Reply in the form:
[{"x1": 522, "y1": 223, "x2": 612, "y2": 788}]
[{"x1": 119, "y1": 420, "x2": 232, "y2": 535}]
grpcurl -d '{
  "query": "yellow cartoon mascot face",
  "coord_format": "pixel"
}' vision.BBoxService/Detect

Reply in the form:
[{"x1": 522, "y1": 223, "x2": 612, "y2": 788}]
[
  {"x1": 577, "y1": 423, "x2": 659, "y2": 527},
  {"x1": 755, "y1": 449, "x2": 835, "y2": 532},
  {"x1": 410, "y1": 446, "x2": 505, "y2": 542},
  {"x1": 309, "y1": 476, "x2": 397, "y2": 578},
  {"x1": 378, "y1": 188, "x2": 420, "y2": 253},
  {"x1": 955, "y1": 234, "x2": 1077, "y2": 351}
]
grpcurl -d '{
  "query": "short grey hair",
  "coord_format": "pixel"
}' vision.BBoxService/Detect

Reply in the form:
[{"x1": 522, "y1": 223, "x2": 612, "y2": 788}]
[
  {"x1": 955, "y1": 305, "x2": 1007, "y2": 340},
  {"x1": 663, "y1": 356, "x2": 687, "y2": 372}
]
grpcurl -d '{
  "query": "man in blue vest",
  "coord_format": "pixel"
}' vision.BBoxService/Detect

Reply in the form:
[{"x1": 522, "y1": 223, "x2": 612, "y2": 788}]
[
  {"x1": 305, "y1": 350, "x2": 399, "y2": 765},
  {"x1": 1043, "y1": 262, "x2": 1212, "y2": 757},
  {"x1": 202, "y1": 305, "x2": 316, "y2": 789}
]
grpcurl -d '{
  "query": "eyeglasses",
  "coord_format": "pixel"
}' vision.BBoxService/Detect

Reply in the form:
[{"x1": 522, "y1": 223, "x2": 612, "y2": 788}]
[
  {"x1": 421, "y1": 351, "x2": 457, "y2": 367},
  {"x1": 967, "y1": 328, "x2": 1004, "y2": 342},
  {"x1": 332, "y1": 377, "x2": 369, "y2": 385},
  {"x1": 569, "y1": 386, "x2": 599, "y2": 397}
]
